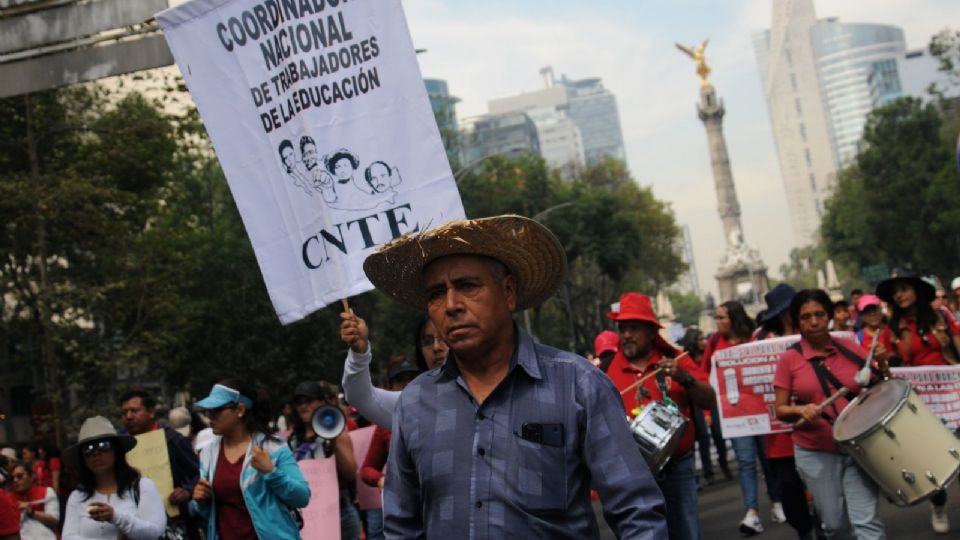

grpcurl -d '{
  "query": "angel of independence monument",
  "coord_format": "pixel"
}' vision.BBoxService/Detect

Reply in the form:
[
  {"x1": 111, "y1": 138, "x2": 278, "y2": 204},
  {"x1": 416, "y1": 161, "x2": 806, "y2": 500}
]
[{"x1": 677, "y1": 40, "x2": 770, "y2": 309}]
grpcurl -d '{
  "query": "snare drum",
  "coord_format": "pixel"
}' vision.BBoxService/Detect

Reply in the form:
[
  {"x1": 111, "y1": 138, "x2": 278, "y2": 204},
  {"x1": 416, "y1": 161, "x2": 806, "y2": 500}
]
[
  {"x1": 629, "y1": 402, "x2": 689, "y2": 474},
  {"x1": 833, "y1": 378, "x2": 960, "y2": 506}
]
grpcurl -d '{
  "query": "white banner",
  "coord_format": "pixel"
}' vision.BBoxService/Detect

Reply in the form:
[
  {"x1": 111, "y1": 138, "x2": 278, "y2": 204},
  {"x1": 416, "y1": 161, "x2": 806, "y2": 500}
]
[{"x1": 157, "y1": 0, "x2": 465, "y2": 323}]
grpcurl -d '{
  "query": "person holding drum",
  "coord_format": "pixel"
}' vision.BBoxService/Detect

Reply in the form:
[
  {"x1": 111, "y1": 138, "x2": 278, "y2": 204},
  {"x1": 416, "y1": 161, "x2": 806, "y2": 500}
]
[
  {"x1": 704, "y1": 301, "x2": 783, "y2": 535},
  {"x1": 607, "y1": 292, "x2": 715, "y2": 540},
  {"x1": 876, "y1": 271, "x2": 959, "y2": 533},
  {"x1": 774, "y1": 289, "x2": 886, "y2": 540}
]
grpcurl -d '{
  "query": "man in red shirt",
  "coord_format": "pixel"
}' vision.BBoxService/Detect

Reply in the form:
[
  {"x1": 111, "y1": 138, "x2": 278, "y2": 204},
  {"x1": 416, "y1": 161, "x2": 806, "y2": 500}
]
[{"x1": 606, "y1": 292, "x2": 715, "y2": 540}]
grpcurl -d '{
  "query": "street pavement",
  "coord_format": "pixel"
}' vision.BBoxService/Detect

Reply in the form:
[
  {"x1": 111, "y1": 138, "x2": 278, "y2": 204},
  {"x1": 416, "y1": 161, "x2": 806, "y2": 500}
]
[{"x1": 596, "y1": 473, "x2": 960, "y2": 539}]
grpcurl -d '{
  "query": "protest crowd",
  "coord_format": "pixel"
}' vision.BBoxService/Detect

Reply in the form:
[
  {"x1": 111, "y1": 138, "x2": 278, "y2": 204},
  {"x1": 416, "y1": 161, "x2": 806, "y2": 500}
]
[{"x1": 1, "y1": 215, "x2": 959, "y2": 540}]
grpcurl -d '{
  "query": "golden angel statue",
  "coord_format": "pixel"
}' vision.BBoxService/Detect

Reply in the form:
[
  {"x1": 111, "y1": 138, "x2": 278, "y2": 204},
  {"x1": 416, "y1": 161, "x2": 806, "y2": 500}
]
[{"x1": 675, "y1": 39, "x2": 711, "y2": 86}]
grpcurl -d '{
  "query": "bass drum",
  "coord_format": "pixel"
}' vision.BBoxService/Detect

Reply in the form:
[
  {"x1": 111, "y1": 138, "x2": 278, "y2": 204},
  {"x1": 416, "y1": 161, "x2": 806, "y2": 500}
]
[
  {"x1": 629, "y1": 401, "x2": 688, "y2": 475},
  {"x1": 833, "y1": 378, "x2": 960, "y2": 506}
]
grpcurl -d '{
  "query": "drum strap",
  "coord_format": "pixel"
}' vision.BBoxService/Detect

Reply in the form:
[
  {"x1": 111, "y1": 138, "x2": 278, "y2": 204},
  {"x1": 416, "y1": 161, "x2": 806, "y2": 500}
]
[{"x1": 808, "y1": 359, "x2": 845, "y2": 422}]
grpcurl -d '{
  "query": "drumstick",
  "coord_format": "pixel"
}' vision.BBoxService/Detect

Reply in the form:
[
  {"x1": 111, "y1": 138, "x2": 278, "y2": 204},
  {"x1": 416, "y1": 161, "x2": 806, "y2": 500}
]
[
  {"x1": 794, "y1": 387, "x2": 851, "y2": 428},
  {"x1": 619, "y1": 352, "x2": 690, "y2": 396}
]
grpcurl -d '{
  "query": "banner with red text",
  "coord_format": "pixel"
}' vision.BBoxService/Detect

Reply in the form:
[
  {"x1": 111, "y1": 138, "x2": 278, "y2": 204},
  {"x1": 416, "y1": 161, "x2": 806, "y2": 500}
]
[
  {"x1": 890, "y1": 365, "x2": 960, "y2": 430},
  {"x1": 709, "y1": 332, "x2": 855, "y2": 438},
  {"x1": 157, "y1": 0, "x2": 464, "y2": 323}
]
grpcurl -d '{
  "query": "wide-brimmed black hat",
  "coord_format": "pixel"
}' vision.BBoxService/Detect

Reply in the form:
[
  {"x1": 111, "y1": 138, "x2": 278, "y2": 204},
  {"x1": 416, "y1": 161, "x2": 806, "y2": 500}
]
[
  {"x1": 876, "y1": 269, "x2": 935, "y2": 304},
  {"x1": 759, "y1": 283, "x2": 796, "y2": 324}
]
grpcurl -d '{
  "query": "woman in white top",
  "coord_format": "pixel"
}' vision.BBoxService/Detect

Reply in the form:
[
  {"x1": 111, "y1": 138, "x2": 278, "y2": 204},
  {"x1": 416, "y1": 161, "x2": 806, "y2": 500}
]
[
  {"x1": 340, "y1": 312, "x2": 449, "y2": 429},
  {"x1": 61, "y1": 416, "x2": 166, "y2": 540},
  {"x1": 7, "y1": 462, "x2": 58, "y2": 540}
]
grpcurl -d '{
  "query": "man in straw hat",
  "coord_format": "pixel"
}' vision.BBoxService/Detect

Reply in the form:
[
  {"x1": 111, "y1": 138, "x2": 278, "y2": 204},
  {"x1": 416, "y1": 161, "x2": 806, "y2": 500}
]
[
  {"x1": 363, "y1": 215, "x2": 667, "y2": 539},
  {"x1": 606, "y1": 292, "x2": 715, "y2": 540}
]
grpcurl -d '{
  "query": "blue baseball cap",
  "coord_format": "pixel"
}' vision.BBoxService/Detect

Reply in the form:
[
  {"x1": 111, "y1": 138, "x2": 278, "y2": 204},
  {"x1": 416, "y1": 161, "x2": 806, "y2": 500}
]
[{"x1": 195, "y1": 384, "x2": 253, "y2": 410}]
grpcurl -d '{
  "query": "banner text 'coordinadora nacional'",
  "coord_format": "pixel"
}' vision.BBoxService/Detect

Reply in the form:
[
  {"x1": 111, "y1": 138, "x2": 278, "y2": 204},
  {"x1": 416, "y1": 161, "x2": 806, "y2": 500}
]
[{"x1": 212, "y1": 0, "x2": 385, "y2": 133}]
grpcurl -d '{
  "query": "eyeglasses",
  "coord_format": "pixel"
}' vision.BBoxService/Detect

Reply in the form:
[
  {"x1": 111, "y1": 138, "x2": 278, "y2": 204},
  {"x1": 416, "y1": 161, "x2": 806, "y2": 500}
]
[
  {"x1": 81, "y1": 439, "x2": 112, "y2": 456},
  {"x1": 936, "y1": 294, "x2": 947, "y2": 299},
  {"x1": 419, "y1": 335, "x2": 444, "y2": 348},
  {"x1": 11, "y1": 472, "x2": 28, "y2": 480}
]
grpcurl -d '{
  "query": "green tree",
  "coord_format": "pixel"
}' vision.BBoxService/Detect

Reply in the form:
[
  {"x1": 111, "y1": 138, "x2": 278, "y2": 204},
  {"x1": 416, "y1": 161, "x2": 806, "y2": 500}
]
[
  {"x1": 821, "y1": 97, "x2": 960, "y2": 279},
  {"x1": 669, "y1": 292, "x2": 704, "y2": 327}
]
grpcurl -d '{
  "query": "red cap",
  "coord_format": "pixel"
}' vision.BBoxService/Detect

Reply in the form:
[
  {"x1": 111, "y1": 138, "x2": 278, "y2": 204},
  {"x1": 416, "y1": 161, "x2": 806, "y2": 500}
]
[
  {"x1": 593, "y1": 330, "x2": 620, "y2": 357},
  {"x1": 607, "y1": 292, "x2": 662, "y2": 328}
]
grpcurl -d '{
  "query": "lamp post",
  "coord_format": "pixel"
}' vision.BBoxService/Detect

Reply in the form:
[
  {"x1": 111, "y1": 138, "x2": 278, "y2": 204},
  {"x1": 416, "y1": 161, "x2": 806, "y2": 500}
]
[{"x1": 522, "y1": 201, "x2": 577, "y2": 340}]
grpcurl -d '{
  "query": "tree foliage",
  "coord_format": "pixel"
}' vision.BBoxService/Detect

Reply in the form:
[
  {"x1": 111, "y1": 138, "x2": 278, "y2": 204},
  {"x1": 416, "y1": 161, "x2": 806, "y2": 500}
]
[
  {"x1": 821, "y1": 97, "x2": 960, "y2": 280},
  {"x1": 0, "y1": 80, "x2": 686, "y2": 439}
]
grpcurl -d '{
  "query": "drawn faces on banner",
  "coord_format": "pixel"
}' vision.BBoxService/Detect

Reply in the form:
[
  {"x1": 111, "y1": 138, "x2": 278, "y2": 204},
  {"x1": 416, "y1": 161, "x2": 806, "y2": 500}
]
[{"x1": 277, "y1": 139, "x2": 402, "y2": 211}]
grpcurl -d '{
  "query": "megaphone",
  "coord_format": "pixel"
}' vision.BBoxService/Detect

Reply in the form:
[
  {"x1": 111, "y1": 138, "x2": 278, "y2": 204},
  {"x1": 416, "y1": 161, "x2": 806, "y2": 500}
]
[{"x1": 311, "y1": 405, "x2": 346, "y2": 441}]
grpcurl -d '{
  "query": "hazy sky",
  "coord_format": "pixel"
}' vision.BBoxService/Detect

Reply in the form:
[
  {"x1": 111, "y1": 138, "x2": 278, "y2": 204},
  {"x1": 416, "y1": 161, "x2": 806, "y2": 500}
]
[{"x1": 403, "y1": 0, "x2": 960, "y2": 297}]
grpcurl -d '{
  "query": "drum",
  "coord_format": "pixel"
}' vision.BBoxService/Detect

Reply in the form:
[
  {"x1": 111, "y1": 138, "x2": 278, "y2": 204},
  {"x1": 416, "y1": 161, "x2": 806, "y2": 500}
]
[
  {"x1": 833, "y1": 378, "x2": 960, "y2": 506},
  {"x1": 629, "y1": 401, "x2": 689, "y2": 474}
]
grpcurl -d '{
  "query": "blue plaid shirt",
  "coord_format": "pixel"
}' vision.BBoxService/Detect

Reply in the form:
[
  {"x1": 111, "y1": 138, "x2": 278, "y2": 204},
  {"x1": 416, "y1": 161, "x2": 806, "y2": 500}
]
[{"x1": 384, "y1": 328, "x2": 667, "y2": 539}]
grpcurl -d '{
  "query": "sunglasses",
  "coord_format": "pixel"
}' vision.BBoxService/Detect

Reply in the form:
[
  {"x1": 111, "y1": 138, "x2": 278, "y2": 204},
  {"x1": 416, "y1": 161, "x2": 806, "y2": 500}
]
[{"x1": 81, "y1": 439, "x2": 113, "y2": 456}]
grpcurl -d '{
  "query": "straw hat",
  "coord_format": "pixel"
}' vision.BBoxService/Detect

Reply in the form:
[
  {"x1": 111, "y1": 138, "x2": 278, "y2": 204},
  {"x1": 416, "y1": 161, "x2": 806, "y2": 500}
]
[
  {"x1": 363, "y1": 215, "x2": 567, "y2": 310},
  {"x1": 63, "y1": 416, "x2": 137, "y2": 470}
]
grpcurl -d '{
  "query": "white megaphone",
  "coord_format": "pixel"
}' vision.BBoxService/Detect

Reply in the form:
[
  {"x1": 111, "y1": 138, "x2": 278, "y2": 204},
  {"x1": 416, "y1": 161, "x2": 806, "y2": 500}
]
[{"x1": 311, "y1": 405, "x2": 346, "y2": 441}]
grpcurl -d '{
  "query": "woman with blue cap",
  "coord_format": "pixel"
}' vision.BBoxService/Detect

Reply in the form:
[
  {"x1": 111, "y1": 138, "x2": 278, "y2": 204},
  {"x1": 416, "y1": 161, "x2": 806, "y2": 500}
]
[{"x1": 191, "y1": 380, "x2": 309, "y2": 540}]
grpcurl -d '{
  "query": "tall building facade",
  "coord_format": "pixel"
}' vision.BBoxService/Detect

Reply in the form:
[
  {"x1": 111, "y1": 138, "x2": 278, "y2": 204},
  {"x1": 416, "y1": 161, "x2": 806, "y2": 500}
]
[
  {"x1": 754, "y1": 0, "x2": 837, "y2": 247},
  {"x1": 478, "y1": 67, "x2": 626, "y2": 169},
  {"x1": 754, "y1": 0, "x2": 909, "y2": 246},
  {"x1": 424, "y1": 78, "x2": 460, "y2": 133},
  {"x1": 811, "y1": 20, "x2": 906, "y2": 165},
  {"x1": 460, "y1": 112, "x2": 540, "y2": 165},
  {"x1": 559, "y1": 75, "x2": 628, "y2": 165}
]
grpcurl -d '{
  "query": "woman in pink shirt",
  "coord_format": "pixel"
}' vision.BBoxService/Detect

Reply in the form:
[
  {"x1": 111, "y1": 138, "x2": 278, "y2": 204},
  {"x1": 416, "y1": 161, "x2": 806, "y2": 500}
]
[{"x1": 774, "y1": 289, "x2": 885, "y2": 540}]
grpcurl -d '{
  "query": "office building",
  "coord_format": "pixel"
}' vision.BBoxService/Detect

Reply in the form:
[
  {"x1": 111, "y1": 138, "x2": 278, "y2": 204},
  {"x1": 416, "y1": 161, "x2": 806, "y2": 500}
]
[
  {"x1": 754, "y1": 0, "x2": 837, "y2": 247},
  {"x1": 460, "y1": 111, "x2": 540, "y2": 165},
  {"x1": 424, "y1": 78, "x2": 460, "y2": 134},
  {"x1": 811, "y1": 20, "x2": 906, "y2": 165},
  {"x1": 482, "y1": 67, "x2": 626, "y2": 168}
]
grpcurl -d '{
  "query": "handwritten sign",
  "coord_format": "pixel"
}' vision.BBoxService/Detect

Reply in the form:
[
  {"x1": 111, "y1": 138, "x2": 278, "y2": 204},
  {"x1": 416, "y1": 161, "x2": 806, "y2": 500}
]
[
  {"x1": 298, "y1": 456, "x2": 340, "y2": 540},
  {"x1": 126, "y1": 429, "x2": 178, "y2": 517},
  {"x1": 348, "y1": 426, "x2": 382, "y2": 510}
]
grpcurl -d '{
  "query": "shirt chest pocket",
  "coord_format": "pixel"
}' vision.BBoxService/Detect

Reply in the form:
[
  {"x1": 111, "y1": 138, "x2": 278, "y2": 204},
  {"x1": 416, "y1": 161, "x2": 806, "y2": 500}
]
[{"x1": 510, "y1": 426, "x2": 568, "y2": 513}]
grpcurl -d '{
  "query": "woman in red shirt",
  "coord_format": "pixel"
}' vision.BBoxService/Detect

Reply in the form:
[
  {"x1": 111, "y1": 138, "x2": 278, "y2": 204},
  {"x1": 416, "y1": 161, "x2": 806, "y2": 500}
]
[
  {"x1": 708, "y1": 301, "x2": 780, "y2": 535},
  {"x1": 774, "y1": 289, "x2": 885, "y2": 539},
  {"x1": 877, "y1": 273, "x2": 959, "y2": 367},
  {"x1": 876, "y1": 272, "x2": 957, "y2": 532},
  {"x1": 755, "y1": 284, "x2": 816, "y2": 540}
]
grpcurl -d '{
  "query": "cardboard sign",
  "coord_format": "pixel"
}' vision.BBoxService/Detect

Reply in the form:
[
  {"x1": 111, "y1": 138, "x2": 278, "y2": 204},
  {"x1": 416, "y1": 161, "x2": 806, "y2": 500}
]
[
  {"x1": 891, "y1": 365, "x2": 960, "y2": 430},
  {"x1": 126, "y1": 429, "x2": 179, "y2": 517},
  {"x1": 348, "y1": 425, "x2": 382, "y2": 510},
  {"x1": 298, "y1": 456, "x2": 341, "y2": 540},
  {"x1": 157, "y1": 0, "x2": 465, "y2": 323}
]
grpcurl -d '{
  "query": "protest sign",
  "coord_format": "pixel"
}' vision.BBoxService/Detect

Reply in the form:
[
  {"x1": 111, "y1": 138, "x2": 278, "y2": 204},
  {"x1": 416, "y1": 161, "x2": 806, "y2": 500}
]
[
  {"x1": 126, "y1": 429, "x2": 179, "y2": 517},
  {"x1": 709, "y1": 332, "x2": 855, "y2": 438},
  {"x1": 156, "y1": 0, "x2": 465, "y2": 323},
  {"x1": 348, "y1": 425, "x2": 382, "y2": 510},
  {"x1": 890, "y1": 365, "x2": 960, "y2": 430},
  {"x1": 298, "y1": 456, "x2": 340, "y2": 540}
]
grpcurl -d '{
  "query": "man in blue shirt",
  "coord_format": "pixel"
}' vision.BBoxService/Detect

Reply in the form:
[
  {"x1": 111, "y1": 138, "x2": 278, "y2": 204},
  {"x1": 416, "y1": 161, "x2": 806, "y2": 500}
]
[{"x1": 363, "y1": 215, "x2": 667, "y2": 539}]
